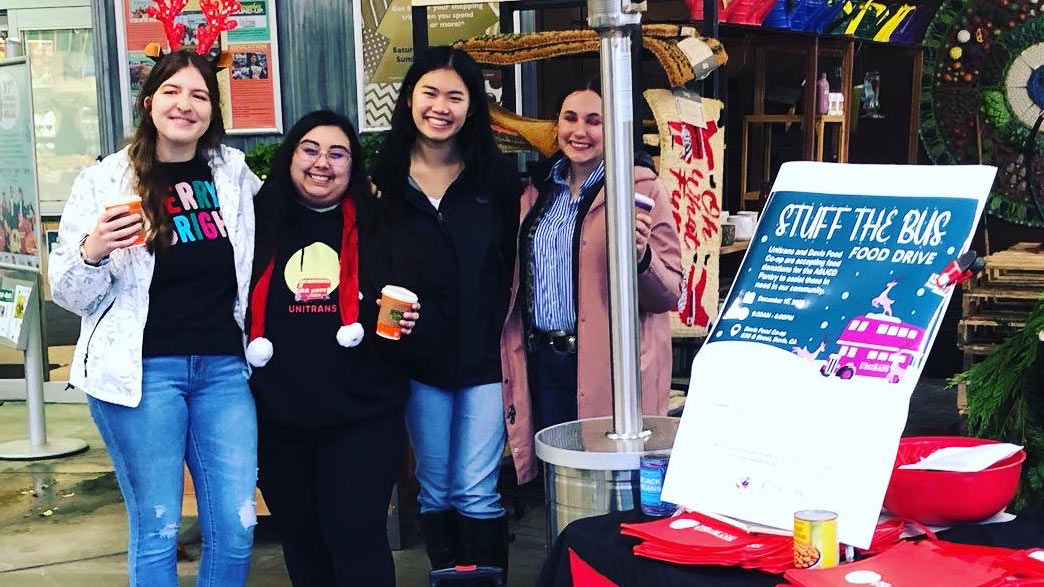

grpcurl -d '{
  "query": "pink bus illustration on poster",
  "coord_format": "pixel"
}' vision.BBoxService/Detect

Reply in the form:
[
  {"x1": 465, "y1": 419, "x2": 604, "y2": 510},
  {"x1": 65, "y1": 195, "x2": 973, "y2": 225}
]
[{"x1": 819, "y1": 314, "x2": 926, "y2": 384}]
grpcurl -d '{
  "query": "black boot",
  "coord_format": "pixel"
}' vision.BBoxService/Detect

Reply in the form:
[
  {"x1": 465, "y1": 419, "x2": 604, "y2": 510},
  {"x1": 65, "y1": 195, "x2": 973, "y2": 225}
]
[
  {"x1": 418, "y1": 510, "x2": 458, "y2": 570},
  {"x1": 457, "y1": 513, "x2": 509, "y2": 585}
]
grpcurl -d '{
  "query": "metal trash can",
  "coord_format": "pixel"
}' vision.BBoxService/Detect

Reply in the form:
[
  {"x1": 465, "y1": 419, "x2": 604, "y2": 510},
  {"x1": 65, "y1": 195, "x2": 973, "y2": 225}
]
[{"x1": 535, "y1": 415, "x2": 679, "y2": 549}]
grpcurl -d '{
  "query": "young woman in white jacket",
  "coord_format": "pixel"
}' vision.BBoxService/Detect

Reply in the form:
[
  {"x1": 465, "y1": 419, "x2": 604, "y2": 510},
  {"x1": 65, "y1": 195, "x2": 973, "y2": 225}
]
[{"x1": 48, "y1": 50, "x2": 261, "y2": 587}]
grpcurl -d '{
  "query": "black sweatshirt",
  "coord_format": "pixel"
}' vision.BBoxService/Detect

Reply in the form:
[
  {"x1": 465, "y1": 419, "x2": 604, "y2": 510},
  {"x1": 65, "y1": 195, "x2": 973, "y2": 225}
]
[{"x1": 249, "y1": 201, "x2": 410, "y2": 427}]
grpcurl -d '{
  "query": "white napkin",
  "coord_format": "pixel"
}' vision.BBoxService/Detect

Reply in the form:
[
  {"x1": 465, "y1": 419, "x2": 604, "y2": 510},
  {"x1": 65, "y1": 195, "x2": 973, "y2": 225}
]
[{"x1": 898, "y1": 443, "x2": 1023, "y2": 472}]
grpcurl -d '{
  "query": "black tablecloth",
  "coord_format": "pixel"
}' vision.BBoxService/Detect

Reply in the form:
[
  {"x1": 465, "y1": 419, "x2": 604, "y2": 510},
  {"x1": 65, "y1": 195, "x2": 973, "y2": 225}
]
[{"x1": 539, "y1": 509, "x2": 1044, "y2": 587}]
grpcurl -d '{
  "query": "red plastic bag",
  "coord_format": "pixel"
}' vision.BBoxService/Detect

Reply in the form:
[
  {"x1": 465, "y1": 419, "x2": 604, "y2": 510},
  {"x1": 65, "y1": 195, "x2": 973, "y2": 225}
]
[
  {"x1": 623, "y1": 512, "x2": 795, "y2": 573},
  {"x1": 784, "y1": 541, "x2": 1008, "y2": 586}
]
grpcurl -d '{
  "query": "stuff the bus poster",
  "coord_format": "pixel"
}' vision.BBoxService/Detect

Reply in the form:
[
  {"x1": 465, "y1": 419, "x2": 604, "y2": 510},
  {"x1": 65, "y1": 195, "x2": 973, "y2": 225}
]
[{"x1": 662, "y1": 162, "x2": 996, "y2": 548}]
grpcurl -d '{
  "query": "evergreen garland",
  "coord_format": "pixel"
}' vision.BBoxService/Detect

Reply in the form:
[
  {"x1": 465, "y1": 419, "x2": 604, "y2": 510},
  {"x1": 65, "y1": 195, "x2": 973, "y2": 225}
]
[{"x1": 951, "y1": 294, "x2": 1044, "y2": 510}]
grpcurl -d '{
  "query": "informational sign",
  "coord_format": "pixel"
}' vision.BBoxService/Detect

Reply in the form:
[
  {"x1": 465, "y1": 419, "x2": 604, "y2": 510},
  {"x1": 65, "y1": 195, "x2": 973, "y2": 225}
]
[
  {"x1": 0, "y1": 57, "x2": 43, "y2": 273},
  {"x1": 354, "y1": 0, "x2": 501, "y2": 131},
  {"x1": 115, "y1": 0, "x2": 283, "y2": 135},
  {"x1": 662, "y1": 162, "x2": 996, "y2": 548},
  {"x1": 0, "y1": 268, "x2": 40, "y2": 350}
]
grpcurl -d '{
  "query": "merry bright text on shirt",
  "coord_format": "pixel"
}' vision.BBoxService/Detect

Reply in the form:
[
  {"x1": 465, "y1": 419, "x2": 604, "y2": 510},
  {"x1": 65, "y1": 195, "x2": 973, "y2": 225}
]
[{"x1": 164, "y1": 179, "x2": 227, "y2": 245}]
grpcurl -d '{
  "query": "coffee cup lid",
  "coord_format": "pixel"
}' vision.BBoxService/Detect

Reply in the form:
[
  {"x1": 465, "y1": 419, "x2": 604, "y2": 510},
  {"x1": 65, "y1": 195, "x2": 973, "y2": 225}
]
[
  {"x1": 381, "y1": 285, "x2": 418, "y2": 303},
  {"x1": 106, "y1": 196, "x2": 142, "y2": 208}
]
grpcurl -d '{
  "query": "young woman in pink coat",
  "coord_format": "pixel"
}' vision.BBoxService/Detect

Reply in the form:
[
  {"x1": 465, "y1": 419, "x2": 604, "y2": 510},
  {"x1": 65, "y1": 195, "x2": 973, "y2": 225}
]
[{"x1": 500, "y1": 78, "x2": 683, "y2": 485}]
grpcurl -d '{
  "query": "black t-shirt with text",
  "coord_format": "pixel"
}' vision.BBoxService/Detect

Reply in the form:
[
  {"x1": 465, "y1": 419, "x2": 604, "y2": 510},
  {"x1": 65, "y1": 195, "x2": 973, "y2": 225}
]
[{"x1": 142, "y1": 156, "x2": 242, "y2": 357}]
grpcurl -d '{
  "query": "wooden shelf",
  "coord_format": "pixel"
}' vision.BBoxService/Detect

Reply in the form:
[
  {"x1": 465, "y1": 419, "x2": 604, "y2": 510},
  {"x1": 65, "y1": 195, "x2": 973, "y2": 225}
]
[
  {"x1": 739, "y1": 38, "x2": 856, "y2": 210},
  {"x1": 720, "y1": 239, "x2": 750, "y2": 255},
  {"x1": 744, "y1": 114, "x2": 803, "y2": 124}
]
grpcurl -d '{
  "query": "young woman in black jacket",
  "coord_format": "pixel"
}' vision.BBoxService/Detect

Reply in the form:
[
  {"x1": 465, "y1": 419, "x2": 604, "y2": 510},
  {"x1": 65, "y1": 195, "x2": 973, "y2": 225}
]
[{"x1": 370, "y1": 46, "x2": 521, "y2": 578}]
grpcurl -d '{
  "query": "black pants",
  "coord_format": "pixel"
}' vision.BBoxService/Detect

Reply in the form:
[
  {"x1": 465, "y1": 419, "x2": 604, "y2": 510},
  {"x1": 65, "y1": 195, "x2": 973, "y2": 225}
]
[
  {"x1": 258, "y1": 409, "x2": 405, "y2": 587},
  {"x1": 527, "y1": 344, "x2": 579, "y2": 430}
]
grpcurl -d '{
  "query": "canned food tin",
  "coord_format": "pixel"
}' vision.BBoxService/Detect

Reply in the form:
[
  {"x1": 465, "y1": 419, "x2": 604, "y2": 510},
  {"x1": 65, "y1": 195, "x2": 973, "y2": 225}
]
[
  {"x1": 639, "y1": 451, "x2": 676, "y2": 517},
  {"x1": 793, "y1": 510, "x2": 839, "y2": 569}
]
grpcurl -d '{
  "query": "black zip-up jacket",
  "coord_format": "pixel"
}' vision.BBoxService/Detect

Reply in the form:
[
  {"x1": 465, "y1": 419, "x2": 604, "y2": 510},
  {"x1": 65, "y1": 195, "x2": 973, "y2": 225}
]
[{"x1": 389, "y1": 155, "x2": 522, "y2": 389}]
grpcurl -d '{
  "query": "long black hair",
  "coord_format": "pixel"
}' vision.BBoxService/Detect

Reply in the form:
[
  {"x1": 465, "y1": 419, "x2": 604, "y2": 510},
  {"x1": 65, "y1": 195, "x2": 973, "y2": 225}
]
[
  {"x1": 252, "y1": 110, "x2": 419, "y2": 290},
  {"x1": 369, "y1": 46, "x2": 500, "y2": 194}
]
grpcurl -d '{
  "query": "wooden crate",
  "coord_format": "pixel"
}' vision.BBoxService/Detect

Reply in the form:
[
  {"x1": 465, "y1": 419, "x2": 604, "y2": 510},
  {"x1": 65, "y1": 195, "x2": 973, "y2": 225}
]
[
  {"x1": 954, "y1": 343, "x2": 995, "y2": 413},
  {"x1": 955, "y1": 243, "x2": 1044, "y2": 412},
  {"x1": 983, "y1": 242, "x2": 1044, "y2": 286}
]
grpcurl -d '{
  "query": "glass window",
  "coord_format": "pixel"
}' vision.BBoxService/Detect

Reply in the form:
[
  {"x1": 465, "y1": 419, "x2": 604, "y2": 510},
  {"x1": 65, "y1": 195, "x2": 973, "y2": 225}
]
[
  {"x1": 908, "y1": 330, "x2": 918, "y2": 339},
  {"x1": 858, "y1": 322, "x2": 869, "y2": 332},
  {"x1": 867, "y1": 350, "x2": 878, "y2": 360},
  {"x1": 847, "y1": 346, "x2": 858, "y2": 358},
  {"x1": 24, "y1": 28, "x2": 100, "y2": 213},
  {"x1": 848, "y1": 321, "x2": 859, "y2": 330},
  {"x1": 887, "y1": 326, "x2": 899, "y2": 336},
  {"x1": 898, "y1": 327, "x2": 909, "y2": 337},
  {"x1": 876, "y1": 324, "x2": 888, "y2": 334}
]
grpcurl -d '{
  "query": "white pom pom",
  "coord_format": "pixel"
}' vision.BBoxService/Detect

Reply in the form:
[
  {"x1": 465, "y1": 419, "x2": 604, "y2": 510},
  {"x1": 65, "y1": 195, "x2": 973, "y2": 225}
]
[
  {"x1": 245, "y1": 337, "x2": 273, "y2": 367},
  {"x1": 337, "y1": 323, "x2": 364, "y2": 348}
]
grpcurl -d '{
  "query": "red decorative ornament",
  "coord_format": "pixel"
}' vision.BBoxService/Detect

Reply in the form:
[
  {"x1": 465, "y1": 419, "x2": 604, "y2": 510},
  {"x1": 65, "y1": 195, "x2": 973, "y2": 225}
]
[
  {"x1": 146, "y1": 0, "x2": 189, "y2": 51},
  {"x1": 196, "y1": 0, "x2": 241, "y2": 56}
]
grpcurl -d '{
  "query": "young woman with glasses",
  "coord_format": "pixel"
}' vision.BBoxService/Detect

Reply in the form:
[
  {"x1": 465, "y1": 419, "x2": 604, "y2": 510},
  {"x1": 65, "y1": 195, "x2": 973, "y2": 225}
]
[{"x1": 246, "y1": 110, "x2": 422, "y2": 586}]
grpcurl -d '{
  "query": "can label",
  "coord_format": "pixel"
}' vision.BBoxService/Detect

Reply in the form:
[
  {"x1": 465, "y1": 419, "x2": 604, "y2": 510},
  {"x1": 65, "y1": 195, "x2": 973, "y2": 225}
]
[
  {"x1": 793, "y1": 510, "x2": 838, "y2": 569},
  {"x1": 639, "y1": 453, "x2": 675, "y2": 516}
]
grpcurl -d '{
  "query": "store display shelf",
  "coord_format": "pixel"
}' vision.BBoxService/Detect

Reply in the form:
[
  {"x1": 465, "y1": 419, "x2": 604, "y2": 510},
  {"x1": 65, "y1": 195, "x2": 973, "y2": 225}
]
[{"x1": 720, "y1": 239, "x2": 750, "y2": 255}]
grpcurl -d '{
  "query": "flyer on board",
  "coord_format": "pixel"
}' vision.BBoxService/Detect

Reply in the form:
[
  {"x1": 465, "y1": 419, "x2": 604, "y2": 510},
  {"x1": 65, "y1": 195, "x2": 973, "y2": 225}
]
[{"x1": 662, "y1": 162, "x2": 997, "y2": 548}]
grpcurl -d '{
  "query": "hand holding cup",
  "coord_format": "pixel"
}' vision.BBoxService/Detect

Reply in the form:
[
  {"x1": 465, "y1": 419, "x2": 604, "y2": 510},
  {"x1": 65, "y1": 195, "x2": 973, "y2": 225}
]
[
  {"x1": 376, "y1": 299, "x2": 421, "y2": 336},
  {"x1": 376, "y1": 286, "x2": 420, "y2": 339},
  {"x1": 83, "y1": 199, "x2": 146, "y2": 263},
  {"x1": 634, "y1": 193, "x2": 655, "y2": 259}
]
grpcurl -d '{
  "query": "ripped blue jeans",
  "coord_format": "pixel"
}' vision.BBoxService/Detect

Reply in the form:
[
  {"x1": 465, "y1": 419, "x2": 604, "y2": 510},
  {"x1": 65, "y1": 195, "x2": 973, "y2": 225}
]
[{"x1": 88, "y1": 355, "x2": 258, "y2": 587}]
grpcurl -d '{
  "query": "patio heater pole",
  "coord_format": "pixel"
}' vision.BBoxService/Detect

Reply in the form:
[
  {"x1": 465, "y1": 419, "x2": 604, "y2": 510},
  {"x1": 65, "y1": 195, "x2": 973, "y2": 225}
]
[{"x1": 587, "y1": 0, "x2": 650, "y2": 440}]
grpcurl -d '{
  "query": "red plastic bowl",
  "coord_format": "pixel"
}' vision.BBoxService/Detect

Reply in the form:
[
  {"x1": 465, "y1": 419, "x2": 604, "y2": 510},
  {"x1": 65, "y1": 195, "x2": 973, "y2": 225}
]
[{"x1": 883, "y1": 436, "x2": 1025, "y2": 526}]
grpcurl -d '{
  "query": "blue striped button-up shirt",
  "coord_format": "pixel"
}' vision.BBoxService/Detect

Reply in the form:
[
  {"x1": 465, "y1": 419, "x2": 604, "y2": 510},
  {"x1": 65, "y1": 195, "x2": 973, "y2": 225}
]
[{"x1": 530, "y1": 158, "x2": 606, "y2": 333}]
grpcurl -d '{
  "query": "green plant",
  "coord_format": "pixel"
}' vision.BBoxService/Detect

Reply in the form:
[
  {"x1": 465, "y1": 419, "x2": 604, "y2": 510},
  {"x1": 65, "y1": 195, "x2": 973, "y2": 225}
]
[
  {"x1": 950, "y1": 294, "x2": 1044, "y2": 510},
  {"x1": 360, "y1": 132, "x2": 386, "y2": 169},
  {"x1": 245, "y1": 141, "x2": 280, "y2": 179}
]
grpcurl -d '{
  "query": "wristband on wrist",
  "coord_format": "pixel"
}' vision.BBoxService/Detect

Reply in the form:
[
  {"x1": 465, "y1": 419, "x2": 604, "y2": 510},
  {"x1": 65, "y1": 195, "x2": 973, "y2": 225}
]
[{"x1": 78, "y1": 234, "x2": 108, "y2": 267}]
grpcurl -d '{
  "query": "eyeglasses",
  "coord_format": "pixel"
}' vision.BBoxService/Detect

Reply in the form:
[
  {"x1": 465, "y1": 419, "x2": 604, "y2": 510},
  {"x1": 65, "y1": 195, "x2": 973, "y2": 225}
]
[{"x1": 295, "y1": 142, "x2": 352, "y2": 168}]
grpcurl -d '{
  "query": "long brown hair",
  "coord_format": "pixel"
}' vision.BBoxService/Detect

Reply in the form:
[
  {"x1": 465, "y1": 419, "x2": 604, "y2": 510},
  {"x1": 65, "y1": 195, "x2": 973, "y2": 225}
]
[{"x1": 128, "y1": 50, "x2": 225, "y2": 253}]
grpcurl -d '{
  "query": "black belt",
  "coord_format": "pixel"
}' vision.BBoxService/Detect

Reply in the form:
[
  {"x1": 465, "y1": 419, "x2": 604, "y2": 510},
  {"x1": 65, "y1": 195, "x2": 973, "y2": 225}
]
[{"x1": 527, "y1": 329, "x2": 577, "y2": 355}]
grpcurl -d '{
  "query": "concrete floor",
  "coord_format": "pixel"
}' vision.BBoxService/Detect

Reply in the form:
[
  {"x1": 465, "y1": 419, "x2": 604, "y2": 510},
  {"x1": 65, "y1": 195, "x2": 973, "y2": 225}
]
[{"x1": 0, "y1": 402, "x2": 548, "y2": 586}]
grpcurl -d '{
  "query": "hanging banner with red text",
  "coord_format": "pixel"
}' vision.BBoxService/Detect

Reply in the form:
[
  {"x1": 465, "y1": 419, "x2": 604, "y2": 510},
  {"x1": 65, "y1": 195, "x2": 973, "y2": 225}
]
[{"x1": 645, "y1": 89, "x2": 724, "y2": 338}]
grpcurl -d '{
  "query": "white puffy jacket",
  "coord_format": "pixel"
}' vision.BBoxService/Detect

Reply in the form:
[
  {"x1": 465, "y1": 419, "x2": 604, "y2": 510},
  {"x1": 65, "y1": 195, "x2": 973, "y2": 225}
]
[{"x1": 49, "y1": 145, "x2": 260, "y2": 407}]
